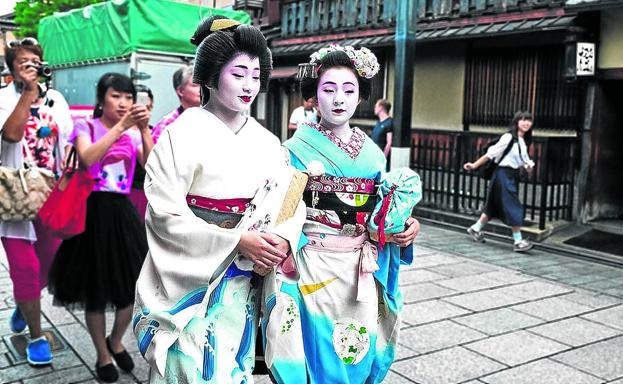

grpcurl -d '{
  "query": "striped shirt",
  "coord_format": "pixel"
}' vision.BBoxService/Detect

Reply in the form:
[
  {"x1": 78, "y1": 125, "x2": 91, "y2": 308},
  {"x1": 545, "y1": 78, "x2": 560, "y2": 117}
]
[{"x1": 152, "y1": 106, "x2": 183, "y2": 144}]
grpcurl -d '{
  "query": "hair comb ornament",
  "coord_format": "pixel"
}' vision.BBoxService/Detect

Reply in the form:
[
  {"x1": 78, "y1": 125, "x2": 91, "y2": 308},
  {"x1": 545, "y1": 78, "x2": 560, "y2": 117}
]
[
  {"x1": 305, "y1": 43, "x2": 380, "y2": 79},
  {"x1": 210, "y1": 19, "x2": 241, "y2": 32},
  {"x1": 297, "y1": 63, "x2": 318, "y2": 79}
]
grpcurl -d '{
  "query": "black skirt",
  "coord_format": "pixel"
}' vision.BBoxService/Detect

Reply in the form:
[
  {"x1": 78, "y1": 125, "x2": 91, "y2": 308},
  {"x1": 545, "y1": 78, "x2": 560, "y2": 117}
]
[
  {"x1": 484, "y1": 167, "x2": 525, "y2": 227},
  {"x1": 48, "y1": 191, "x2": 148, "y2": 311}
]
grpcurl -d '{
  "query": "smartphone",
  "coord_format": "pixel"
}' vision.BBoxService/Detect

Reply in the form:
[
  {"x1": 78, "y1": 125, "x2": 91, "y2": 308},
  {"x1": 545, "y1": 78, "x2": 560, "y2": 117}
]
[{"x1": 136, "y1": 91, "x2": 149, "y2": 106}]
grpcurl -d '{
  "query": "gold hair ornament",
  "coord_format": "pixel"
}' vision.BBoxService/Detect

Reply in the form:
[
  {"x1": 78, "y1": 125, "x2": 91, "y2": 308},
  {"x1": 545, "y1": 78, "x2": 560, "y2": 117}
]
[{"x1": 210, "y1": 19, "x2": 241, "y2": 32}]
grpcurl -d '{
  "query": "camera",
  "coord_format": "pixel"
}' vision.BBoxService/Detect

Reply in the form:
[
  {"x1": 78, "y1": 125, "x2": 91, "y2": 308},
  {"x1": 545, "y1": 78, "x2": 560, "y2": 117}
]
[
  {"x1": 37, "y1": 63, "x2": 52, "y2": 78},
  {"x1": 27, "y1": 62, "x2": 52, "y2": 78}
]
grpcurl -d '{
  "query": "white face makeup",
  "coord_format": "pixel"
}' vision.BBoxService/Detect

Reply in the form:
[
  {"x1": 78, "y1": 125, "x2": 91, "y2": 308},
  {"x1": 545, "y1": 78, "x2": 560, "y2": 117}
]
[
  {"x1": 210, "y1": 53, "x2": 261, "y2": 113},
  {"x1": 316, "y1": 67, "x2": 360, "y2": 129}
]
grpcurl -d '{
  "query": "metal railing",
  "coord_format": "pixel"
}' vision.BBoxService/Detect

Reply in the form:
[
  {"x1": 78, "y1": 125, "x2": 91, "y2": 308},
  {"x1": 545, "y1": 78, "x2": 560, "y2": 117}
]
[{"x1": 411, "y1": 129, "x2": 577, "y2": 229}]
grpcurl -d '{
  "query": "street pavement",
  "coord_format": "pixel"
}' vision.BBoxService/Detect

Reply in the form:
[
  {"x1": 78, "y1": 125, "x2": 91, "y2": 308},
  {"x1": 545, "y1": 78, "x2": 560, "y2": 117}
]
[{"x1": 0, "y1": 224, "x2": 622, "y2": 384}]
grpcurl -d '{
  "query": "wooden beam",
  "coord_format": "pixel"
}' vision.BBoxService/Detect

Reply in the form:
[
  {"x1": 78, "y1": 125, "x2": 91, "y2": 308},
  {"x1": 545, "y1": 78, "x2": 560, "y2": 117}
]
[
  {"x1": 598, "y1": 68, "x2": 623, "y2": 80},
  {"x1": 272, "y1": 27, "x2": 394, "y2": 46}
]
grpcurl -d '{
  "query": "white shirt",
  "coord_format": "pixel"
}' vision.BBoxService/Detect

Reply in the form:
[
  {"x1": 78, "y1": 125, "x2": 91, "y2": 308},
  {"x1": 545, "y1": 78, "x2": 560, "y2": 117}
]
[
  {"x1": 0, "y1": 82, "x2": 73, "y2": 241},
  {"x1": 289, "y1": 106, "x2": 318, "y2": 127},
  {"x1": 486, "y1": 133, "x2": 534, "y2": 169}
]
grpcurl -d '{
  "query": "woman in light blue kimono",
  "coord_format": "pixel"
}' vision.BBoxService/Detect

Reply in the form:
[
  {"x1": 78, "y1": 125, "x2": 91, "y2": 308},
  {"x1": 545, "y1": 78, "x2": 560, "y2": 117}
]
[{"x1": 262, "y1": 45, "x2": 421, "y2": 384}]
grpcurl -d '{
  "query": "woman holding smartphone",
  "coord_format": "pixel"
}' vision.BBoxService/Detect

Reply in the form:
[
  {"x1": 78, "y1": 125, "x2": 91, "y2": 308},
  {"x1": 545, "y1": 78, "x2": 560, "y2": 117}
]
[{"x1": 48, "y1": 73, "x2": 153, "y2": 382}]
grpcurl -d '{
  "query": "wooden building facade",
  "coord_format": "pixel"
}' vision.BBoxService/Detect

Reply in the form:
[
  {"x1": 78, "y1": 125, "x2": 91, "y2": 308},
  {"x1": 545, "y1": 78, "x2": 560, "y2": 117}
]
[{"x1": 235, "y1": 0, "x2": 623, "y2": 231}]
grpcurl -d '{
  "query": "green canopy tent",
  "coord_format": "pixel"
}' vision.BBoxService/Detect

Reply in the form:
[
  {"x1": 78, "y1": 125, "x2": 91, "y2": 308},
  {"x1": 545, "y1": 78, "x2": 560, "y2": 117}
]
[
  {"x1": 37, "y1": 0, "x2": 250, "y2": 121},
  {"x1": 39, "y1": 0, "x2": 251, "y2": 67}
]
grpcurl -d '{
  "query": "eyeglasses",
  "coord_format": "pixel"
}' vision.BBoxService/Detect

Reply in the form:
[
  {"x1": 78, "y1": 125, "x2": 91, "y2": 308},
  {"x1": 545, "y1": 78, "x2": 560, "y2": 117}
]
[{"x1": 7, "y1": 37, "x2": 39, "y2": 48}]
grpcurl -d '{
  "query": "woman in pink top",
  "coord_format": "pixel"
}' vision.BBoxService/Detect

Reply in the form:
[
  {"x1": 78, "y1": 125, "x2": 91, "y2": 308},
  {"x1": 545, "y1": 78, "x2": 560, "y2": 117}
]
[{"x1": 48, "y1": 73, "x2": 154, "y2": 382}]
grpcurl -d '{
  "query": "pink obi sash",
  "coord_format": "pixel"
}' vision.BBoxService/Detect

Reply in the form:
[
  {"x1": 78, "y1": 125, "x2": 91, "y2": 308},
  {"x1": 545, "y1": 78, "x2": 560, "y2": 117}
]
[
  {"x1": 186, "y1": 195, "x2": 250, "y2": 213},
  {"x1": 305, "y1": 232, "x2": 379, "y2": 303}
]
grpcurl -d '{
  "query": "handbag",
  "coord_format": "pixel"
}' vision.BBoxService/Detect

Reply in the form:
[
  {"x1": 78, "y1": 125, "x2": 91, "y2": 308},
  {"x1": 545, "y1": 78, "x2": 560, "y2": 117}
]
[
  {"x1": 0, "y1": 139, "x2": 55, "y2": 222},
  {"x1": 479, "y1": 135, "x2": 515, "y2": 180},
  {"x1": 38, "y1": 147, "x2": 95, "y2": 239},
  {"x1": 368, "y1": 167, "x2": 422, "y2": 249}
]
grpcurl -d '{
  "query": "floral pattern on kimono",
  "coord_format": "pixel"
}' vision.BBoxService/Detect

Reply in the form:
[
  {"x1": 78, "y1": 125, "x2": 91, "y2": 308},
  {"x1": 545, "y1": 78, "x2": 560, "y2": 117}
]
[{"x1": 262, "y1": 123, "x2": 413, "y2": 384}]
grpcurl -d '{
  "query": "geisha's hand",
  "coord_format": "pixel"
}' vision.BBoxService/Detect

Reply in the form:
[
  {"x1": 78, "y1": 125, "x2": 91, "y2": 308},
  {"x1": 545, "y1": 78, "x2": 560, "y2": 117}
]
[
  {"x1": 237, "y1": 231, "x2": 288, "y2": 269},
  {"x1": 392, "y1": 217, "x2": 421, "y2": 247},
  {"x1": 260, "y1": 233, "x2": 291, "y2": 255}
]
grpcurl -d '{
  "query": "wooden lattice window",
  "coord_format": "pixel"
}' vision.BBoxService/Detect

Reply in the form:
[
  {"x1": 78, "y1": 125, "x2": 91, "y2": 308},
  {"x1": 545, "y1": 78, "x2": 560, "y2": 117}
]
[{"x1": 464, "y1": 45, "x2": 583, "y2": 133}]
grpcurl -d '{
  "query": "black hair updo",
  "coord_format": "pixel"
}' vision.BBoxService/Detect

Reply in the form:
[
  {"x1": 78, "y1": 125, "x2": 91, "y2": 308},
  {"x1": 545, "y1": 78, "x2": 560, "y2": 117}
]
[{"x1": 190, "y1": 16, "x2": 272, "y2": 103}]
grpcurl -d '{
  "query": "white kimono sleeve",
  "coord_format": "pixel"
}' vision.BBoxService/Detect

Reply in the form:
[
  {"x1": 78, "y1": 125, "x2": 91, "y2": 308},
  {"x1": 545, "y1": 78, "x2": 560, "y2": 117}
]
[{"x1": 133, "y1": 128, "x2": 243, "y2": 376}]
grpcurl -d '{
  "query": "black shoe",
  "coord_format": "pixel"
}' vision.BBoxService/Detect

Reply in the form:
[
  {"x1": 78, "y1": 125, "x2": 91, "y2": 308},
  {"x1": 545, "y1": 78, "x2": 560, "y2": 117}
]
[
  {"x1": 106, "y1": 336, "x2": 134, "y2": 372},
  {"x1": 95, "y1": 362, "x2": 119, "y2": 383}
]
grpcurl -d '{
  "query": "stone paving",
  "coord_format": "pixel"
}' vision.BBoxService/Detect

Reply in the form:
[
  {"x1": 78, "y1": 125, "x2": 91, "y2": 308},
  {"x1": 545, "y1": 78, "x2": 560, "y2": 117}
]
[{"x1": 0, "y1": 224, "x2": 622, "y2": 383}]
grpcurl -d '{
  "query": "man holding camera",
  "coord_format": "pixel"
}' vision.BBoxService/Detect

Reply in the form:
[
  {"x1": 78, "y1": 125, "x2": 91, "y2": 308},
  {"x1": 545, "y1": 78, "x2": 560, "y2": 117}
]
[{"x1": 0, "y1": 37, "x2": 73, "y2": 366}]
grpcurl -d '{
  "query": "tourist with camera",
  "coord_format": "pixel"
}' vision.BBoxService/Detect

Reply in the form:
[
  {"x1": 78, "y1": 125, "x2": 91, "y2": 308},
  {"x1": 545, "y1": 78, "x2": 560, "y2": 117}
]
[{"x1": 0, "y1": 37, "x2": 73, "y2": 366}]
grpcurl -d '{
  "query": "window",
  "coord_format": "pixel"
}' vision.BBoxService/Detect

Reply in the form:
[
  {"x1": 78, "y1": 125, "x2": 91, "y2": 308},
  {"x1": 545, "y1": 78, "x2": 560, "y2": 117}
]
[{"x1": 464, "y1": 45, "x2": 584, "y2": 133}]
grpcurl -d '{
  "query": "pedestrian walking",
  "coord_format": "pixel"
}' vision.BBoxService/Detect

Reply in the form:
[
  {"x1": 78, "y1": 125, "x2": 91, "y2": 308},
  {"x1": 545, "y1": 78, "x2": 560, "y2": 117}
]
[
  {"x1": 463, "y1": 110, "x2": 536, "y2": 252},
  {"x1": 0, "y1": 37, "x2": 73, "y2": 366},
  {"x1": 47, "y1": 72, "x2": 153, "y2": 382}
]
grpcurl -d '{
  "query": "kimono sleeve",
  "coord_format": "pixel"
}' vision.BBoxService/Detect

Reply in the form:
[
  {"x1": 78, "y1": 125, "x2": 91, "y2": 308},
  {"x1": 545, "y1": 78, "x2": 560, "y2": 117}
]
[{"x1": 133, "y1": 127, "x2": 243, "y2": 375}]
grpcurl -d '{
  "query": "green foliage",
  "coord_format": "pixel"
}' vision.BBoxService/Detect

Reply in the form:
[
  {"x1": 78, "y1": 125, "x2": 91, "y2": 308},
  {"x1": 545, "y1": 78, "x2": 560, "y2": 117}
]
[{"x1": 14, "y1": 0, "x2": 105, "y2": 38}]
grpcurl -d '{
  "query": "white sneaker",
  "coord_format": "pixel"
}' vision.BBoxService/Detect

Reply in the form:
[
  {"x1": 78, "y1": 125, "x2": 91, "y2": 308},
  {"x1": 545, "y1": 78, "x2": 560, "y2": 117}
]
[
  {"x1": 513, "y1": 239, "x2": 533, "y2": 252},
  {"x1": 467, "y1": 227, "x2": 485, "y2": 243}
]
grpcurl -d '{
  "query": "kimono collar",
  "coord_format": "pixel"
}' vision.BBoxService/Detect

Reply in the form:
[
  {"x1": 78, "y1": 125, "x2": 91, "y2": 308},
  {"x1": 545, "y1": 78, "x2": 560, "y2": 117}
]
[{"x1": 284, "y1": 123, "x2": 385, "y2": 179}]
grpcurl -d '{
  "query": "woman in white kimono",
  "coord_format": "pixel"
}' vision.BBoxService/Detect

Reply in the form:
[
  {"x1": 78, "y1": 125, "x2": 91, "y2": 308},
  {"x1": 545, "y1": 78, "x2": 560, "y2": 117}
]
[{"x1": 133, "y1": 16, "x2": 304, "y2": 383}]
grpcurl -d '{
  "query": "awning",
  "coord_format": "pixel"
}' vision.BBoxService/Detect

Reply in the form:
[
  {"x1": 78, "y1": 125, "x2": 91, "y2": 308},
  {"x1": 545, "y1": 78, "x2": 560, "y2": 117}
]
[
  {"x1": 270, "y1": 66, "x2": 298, "y2": 78},
  {"x1": 38, "y1": 0, "x2": 251, "y2": 66},
  {"x1": 271, "y1": 14, "x2": 577, "y2": 56}
]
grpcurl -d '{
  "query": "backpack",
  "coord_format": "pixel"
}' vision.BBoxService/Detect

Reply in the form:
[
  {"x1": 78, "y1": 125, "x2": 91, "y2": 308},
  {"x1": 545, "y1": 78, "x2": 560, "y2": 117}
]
[{"x1": 479, "y1": 133, "x2": 516, "y2": 180}]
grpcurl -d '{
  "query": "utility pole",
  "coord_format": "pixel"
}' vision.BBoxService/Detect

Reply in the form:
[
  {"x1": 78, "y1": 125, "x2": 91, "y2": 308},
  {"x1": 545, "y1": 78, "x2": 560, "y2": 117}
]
[{"x1": 391, "y1": 0, "x2": 416, "y2": 169}]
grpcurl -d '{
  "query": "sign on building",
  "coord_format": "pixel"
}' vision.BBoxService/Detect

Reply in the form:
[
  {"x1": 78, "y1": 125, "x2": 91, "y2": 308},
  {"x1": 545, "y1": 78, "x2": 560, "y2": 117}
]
[{"x1": 576, "y1": 42, "x2": 595, "y2": 76}]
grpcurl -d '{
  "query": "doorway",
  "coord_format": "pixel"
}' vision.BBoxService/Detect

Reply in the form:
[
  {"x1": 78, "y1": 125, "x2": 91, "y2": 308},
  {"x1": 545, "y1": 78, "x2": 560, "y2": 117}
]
[{"x1": 588, "y1": 80, "x2": 623, "y2": 220}]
